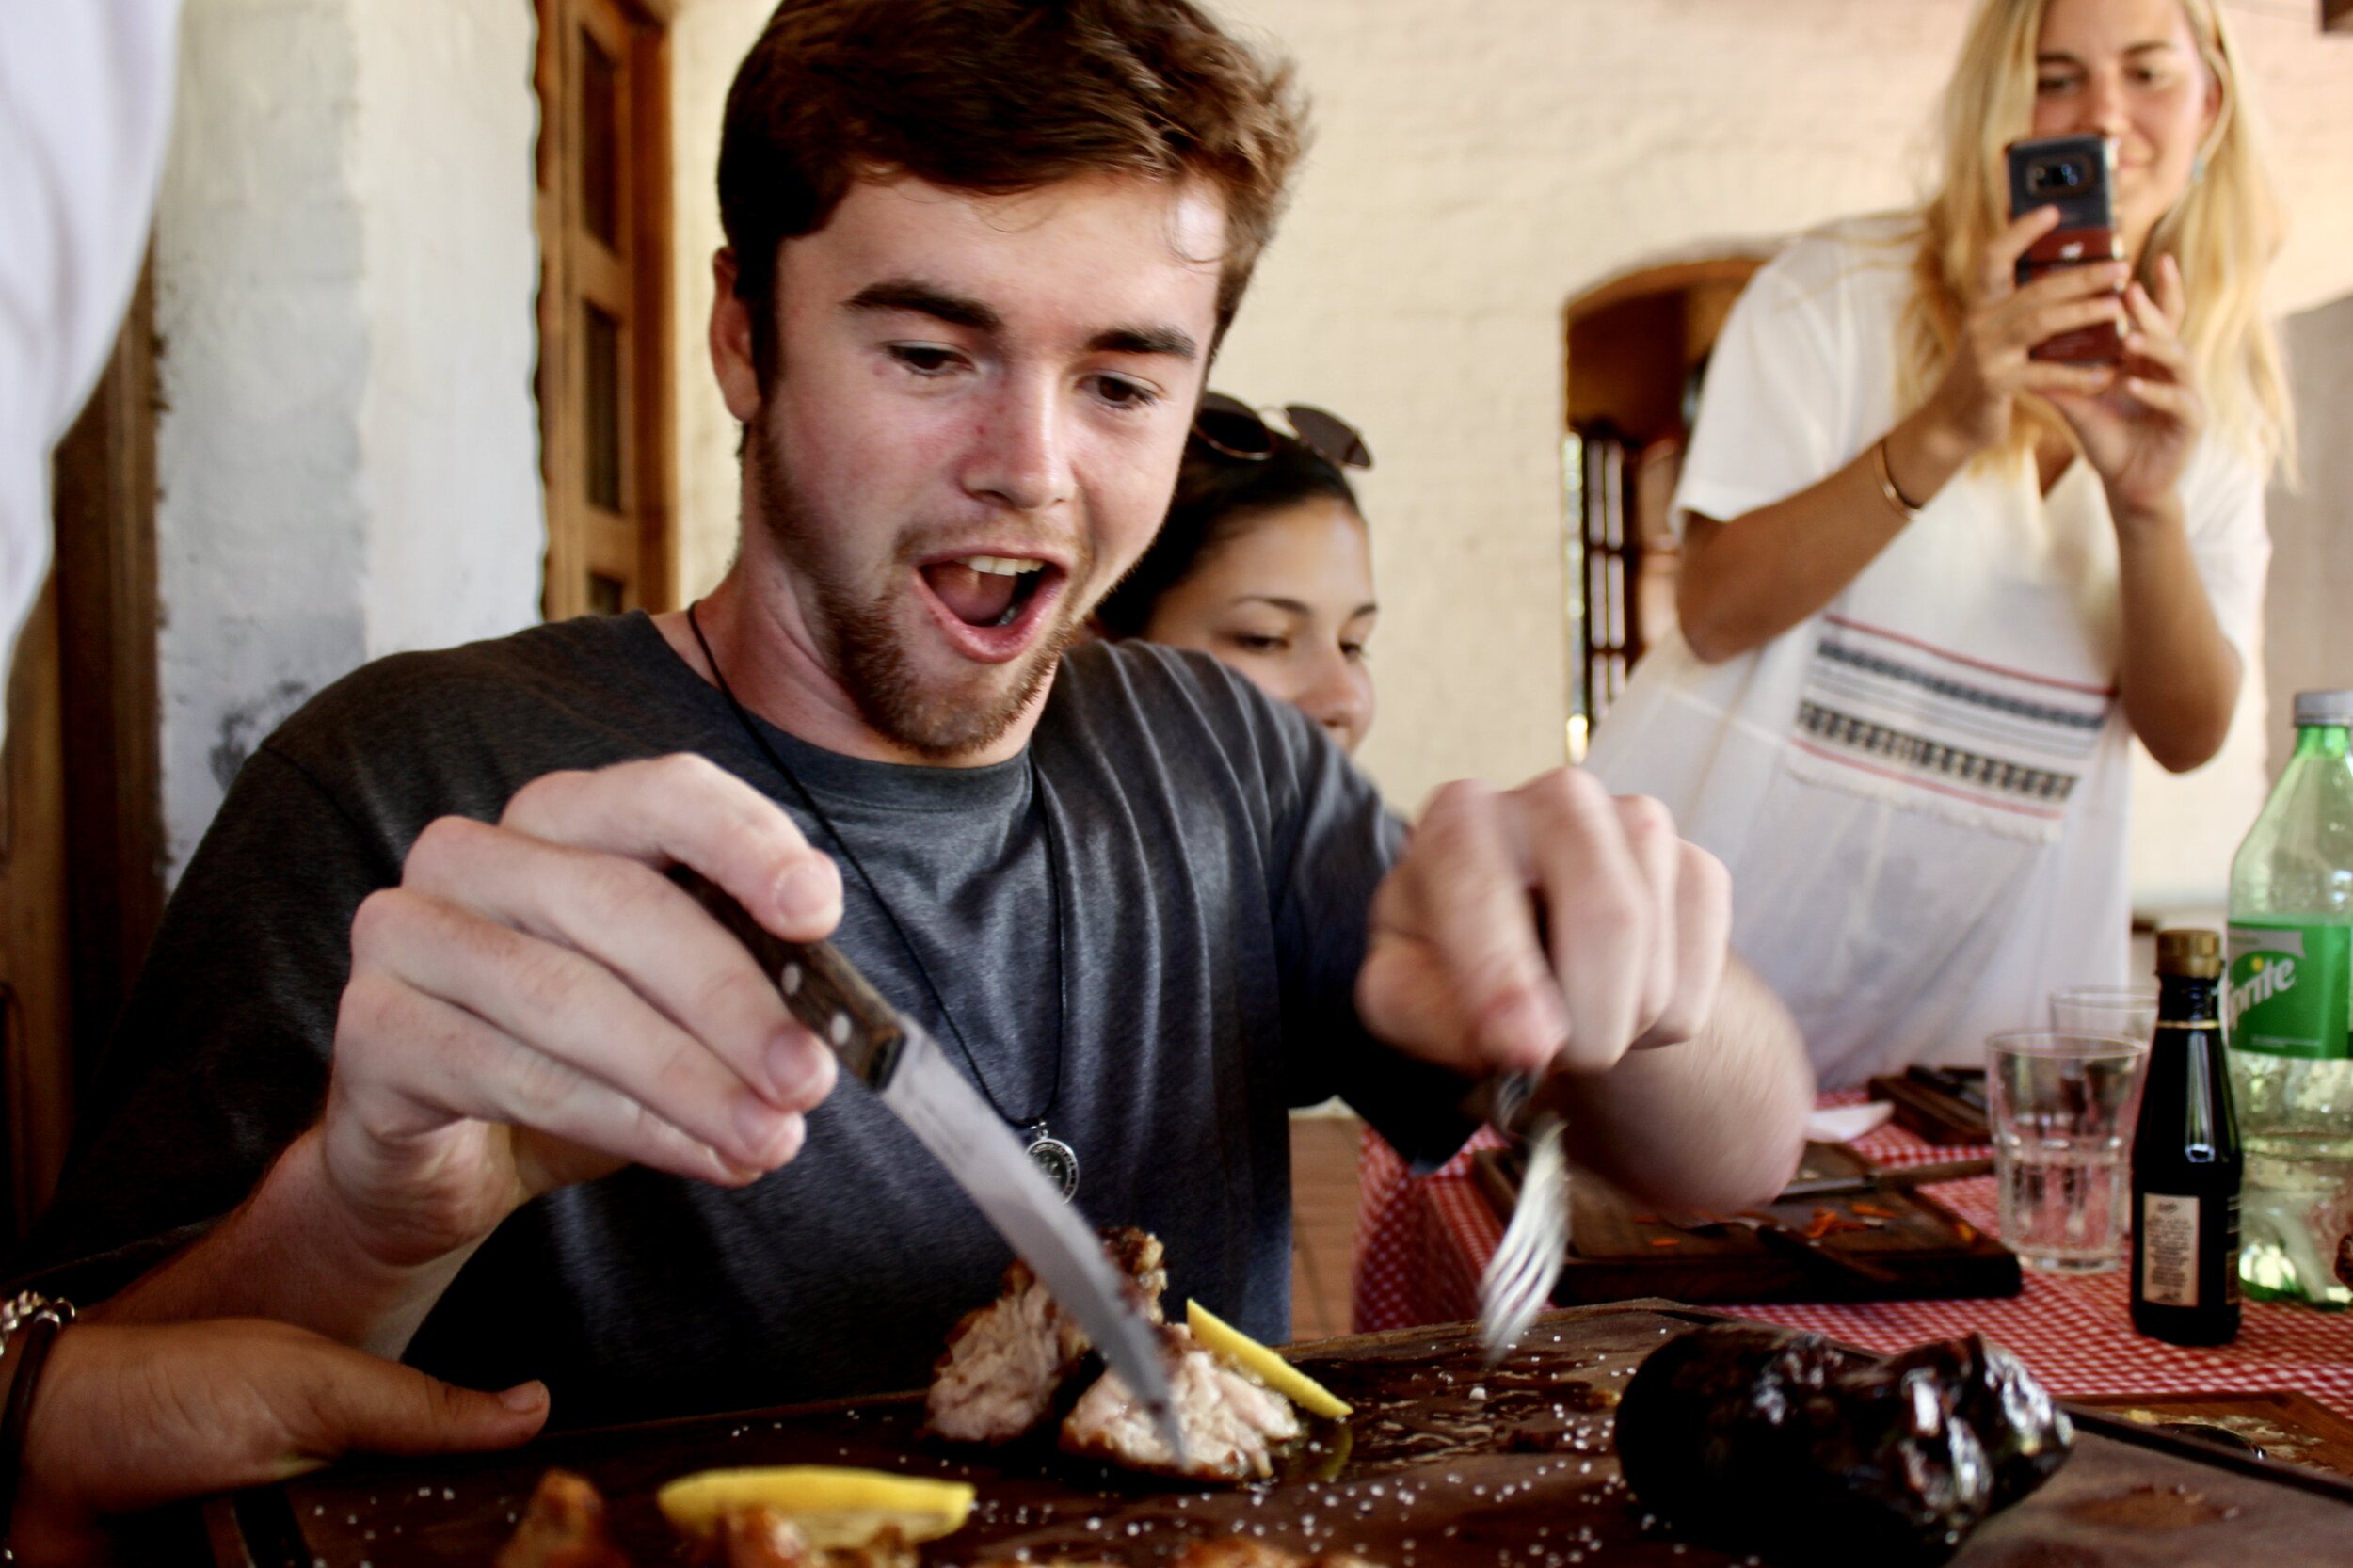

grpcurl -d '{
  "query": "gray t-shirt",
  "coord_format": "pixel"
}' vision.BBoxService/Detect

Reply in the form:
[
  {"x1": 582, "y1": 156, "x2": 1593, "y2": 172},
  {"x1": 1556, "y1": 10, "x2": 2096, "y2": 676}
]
[{"x1": 19, "y1": 615, "x2": 1472, "y2": 1425}]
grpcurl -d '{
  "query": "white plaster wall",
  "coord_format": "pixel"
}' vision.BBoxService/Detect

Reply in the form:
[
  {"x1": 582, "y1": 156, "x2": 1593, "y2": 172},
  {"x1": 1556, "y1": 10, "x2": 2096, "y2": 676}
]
[
  {"x1": 667, "y1": 0, "x2": 2353, "y2": 908},
  {"x1": 155, "y1": 0, "x2": 370, "y2": 875},
  {"x1": 155, "y1": 0, "x2": 542, "y2": 875},
  {"x1": 350, "y1": 0, "x2": 544, "y2": 662},
  {"x1": 2263, "y1": 292, "x2": 2353, "y2": 778}
]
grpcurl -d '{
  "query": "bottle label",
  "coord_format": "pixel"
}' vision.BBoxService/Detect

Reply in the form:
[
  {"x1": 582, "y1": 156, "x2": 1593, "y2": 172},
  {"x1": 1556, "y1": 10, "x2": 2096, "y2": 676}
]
[
  {"x1": 2224, "y1": 1193, "x2": 2241, "y2": 1306},
  {"x1": 2226, "y1": 921, "x2": 2352, "y2": 1060},
  {"x1": 2141, "y1": 1192, "x2": 2202, "y2": 1308}
]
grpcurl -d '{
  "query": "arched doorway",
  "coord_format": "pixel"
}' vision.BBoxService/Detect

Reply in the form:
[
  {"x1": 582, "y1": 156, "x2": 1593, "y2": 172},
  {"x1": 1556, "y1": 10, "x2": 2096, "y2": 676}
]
[{"x1": 1561, "y1": 253, "x2": 1769, "y2": 760}]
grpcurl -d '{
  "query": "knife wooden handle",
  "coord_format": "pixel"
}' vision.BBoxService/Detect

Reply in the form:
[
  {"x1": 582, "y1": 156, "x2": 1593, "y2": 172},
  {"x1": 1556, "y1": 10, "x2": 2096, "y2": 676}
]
[{"x1": 671, "y1": 868, "x2": 902, "y2": 1087}]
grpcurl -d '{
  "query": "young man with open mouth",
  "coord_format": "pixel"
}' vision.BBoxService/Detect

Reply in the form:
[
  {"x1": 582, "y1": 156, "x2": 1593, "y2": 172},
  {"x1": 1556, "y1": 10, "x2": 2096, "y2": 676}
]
[{"x1": 19, "y1": 0, "x2": 1810, "y2": 1432}]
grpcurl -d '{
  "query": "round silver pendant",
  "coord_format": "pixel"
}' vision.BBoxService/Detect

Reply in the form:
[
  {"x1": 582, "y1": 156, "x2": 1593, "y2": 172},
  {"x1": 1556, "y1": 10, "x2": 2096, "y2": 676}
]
[{"x1": 1024, "y1": 1127, "x2": 1080, "y2": 1201}]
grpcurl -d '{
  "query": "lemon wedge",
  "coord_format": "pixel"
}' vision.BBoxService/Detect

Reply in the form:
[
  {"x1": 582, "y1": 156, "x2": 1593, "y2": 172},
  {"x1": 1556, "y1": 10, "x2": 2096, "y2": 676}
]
[
  {"x1": 1186, "y1": 1299, "x2": 1353, "y2": 1419},
  {"x1": 655, "y1": 1465, "x2": 974, "y2": 1548}
]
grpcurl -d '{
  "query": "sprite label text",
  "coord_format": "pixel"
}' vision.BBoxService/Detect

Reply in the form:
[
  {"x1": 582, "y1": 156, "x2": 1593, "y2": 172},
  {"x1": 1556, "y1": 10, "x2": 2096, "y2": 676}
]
[{"x1": 2227, "y1": 921, "x2": 2352, "y2": 1060}]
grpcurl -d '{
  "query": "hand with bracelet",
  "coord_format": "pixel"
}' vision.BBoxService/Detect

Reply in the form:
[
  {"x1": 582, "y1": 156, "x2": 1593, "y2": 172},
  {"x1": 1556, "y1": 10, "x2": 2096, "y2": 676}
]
[
  {"x1": 0, "y1": 1296, "x2": 546, "y2": 1566},
  {"x1": 1675, "y1": 202, "x2": 2137, "y2": 667}
]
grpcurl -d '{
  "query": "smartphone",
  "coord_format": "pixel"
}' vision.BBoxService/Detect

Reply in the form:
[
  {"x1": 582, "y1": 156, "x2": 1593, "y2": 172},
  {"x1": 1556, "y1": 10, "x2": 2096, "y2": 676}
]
[{"x1": 2007, "y1": 133, "x2": 2123, "y2": 364}]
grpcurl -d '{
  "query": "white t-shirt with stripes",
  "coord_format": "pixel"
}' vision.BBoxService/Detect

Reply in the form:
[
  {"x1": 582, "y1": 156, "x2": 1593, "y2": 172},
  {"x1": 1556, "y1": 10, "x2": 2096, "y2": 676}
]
[{"x1": 1586, "y1": 215, "x2": 2267, "y2": 1087}]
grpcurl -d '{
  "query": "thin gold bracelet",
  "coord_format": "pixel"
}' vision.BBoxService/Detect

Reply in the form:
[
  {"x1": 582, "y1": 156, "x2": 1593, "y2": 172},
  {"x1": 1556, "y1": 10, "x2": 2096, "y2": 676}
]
[{"x1": 1871, "y1": 436, "x2": 1925, "y2": 521}]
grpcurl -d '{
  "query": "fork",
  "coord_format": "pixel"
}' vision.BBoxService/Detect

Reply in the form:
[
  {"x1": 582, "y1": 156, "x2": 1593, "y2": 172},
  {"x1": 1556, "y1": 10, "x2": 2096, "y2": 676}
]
[{"x1": 1478, "y1": 1072, "x2": 1569, "y2": 1365}]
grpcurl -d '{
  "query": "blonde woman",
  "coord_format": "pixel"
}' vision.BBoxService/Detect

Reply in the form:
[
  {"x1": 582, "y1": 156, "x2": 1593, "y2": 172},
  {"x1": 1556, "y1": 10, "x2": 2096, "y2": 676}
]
[{"x1": 1585, "y1": 0, "x2": 2289, "y2": 1087}]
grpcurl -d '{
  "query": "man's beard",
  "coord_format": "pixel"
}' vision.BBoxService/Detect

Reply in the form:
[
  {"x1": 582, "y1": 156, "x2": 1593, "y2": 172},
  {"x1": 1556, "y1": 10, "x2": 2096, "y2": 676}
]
[{"x1": 749, "y1": 423, "x2": 1085, "y2": 760}]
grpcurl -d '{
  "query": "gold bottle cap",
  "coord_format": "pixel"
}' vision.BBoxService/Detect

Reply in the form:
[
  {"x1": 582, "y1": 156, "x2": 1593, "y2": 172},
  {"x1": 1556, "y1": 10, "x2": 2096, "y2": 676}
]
[{"x1": 2156, "y1": 928, "x2": 2222, "y2": 979}]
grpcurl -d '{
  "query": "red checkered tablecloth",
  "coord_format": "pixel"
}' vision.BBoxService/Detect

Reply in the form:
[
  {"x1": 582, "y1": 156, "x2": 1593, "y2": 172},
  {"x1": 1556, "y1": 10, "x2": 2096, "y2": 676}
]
[{"x1": 1351, "y1": 1095, "x2": 2353, "y2": 1416}]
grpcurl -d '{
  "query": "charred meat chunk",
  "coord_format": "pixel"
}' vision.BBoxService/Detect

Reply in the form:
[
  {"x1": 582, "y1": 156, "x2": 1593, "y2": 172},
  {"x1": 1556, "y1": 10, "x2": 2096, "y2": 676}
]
[
  {"x1": 1882, "y1": 1335, "x2": 2072, "y2": 1509},
  {"x1": 494, "y1": 1470, "x2": 634, "y2": 1568},
  {"x1": 1102, "y1": 1225, "x2": 1171, "y2": 1304},
  {"x1": 927, "y1": 1227, "x2": 1167, "y2": 1444},
  {"x1": 1061, "y1": 1324, "x2": 1302, "y2": 1482},
  {"x1": 1614, "y1": 1323, "x2": 2072, "y2": 1566}
]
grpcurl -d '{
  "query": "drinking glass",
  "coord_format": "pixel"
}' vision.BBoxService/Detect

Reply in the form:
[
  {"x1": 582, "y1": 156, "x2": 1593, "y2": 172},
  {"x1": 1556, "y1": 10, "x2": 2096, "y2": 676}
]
[
  {"x1": 1985, "y1": 1030, "x2": 2149, "y2": 1274},
  {"x1": 2049, "y1": 984, "x2": 2160, "y2": 1045}
]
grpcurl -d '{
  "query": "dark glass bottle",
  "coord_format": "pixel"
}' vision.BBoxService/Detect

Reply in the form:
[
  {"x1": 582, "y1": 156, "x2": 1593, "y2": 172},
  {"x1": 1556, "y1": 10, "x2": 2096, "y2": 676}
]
[{"x1": 2130, "y1": 929, "x2": 2243, "y2": 1345}]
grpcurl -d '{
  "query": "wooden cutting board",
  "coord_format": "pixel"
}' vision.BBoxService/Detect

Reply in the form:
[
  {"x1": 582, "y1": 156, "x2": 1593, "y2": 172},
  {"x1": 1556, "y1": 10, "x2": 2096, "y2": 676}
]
[
  {"x1": 1867, "y1": 1070, "x2": 1992, "y2": 1144},
  {"x1": 2068, "y1": 1389, "x2": 2353, "y2": 1480},
  {"x1": 209, "y1": 1301, "x2": 2353, "y2": 1567},
  {"x1": 1475, "y1": 1140, "x2": 2020, "y2": 1304}
]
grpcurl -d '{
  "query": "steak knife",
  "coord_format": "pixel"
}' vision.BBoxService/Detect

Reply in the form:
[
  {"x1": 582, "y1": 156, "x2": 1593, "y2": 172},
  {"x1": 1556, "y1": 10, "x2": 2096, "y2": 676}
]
[
  {"x1": 1776, "y1": 1157, "x2": 1994, "y2": 1199},
  {"x1": 676, "y1": 870, "x2": 1187, "y2": 1463}
]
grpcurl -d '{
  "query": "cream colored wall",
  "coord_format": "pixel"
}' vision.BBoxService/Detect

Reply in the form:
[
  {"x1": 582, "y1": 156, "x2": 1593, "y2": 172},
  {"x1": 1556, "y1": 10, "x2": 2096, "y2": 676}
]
[{"x1": 669, "y1": 0, "x2": 2353, "y2": 906}]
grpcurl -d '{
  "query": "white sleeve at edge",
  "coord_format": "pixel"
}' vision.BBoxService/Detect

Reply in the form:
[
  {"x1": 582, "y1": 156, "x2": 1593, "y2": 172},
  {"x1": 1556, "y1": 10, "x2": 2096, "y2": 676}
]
[{"x1": 0, "y1": 0, "x2": 183, "y2": 673}]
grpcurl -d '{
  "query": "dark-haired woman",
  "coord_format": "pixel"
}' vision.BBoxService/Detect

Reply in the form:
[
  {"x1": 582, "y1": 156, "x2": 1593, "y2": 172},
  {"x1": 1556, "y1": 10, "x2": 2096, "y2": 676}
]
[{"x1": 1095, "y1": 399, "x2": 1378, "y2": 754}]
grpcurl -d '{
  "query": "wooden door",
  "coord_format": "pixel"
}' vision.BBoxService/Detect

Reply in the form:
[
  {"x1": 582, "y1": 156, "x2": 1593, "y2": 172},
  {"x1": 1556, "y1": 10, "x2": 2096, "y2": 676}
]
[
  {"x1": 1, "y1": 266, "x2": 164, "y2": 1240},
  {"x1": 0, "y1": 585, "x2": 75, "y2": 1239},
  {"x1": 536, "y1": 0, "x2": 677, "y2": 620}
]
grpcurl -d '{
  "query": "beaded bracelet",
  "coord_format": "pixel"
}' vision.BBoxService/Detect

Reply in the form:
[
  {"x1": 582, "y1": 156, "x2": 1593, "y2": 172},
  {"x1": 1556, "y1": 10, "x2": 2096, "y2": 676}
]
[{"x1": 0, "y1": 1290, "x2": 75, "y2": 1563}]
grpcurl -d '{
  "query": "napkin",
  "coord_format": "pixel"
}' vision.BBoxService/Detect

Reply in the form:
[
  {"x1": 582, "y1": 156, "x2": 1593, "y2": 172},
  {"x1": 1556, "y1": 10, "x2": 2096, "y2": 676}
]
[{"x1": 1804, "y1": 1100, "x2": 1895, "y2": 1144}]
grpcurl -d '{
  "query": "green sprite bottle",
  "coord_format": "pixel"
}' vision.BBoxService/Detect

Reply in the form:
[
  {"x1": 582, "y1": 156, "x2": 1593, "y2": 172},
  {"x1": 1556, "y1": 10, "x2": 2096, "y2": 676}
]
[{"x1": 2227, "y1": 689, "x2": 2353, "y2": 1308}]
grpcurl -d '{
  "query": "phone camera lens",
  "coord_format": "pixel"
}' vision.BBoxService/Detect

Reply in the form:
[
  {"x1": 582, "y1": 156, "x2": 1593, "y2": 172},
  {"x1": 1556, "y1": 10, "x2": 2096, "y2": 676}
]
[{"x1": 2028, "y1": 161, "x2": 2085, "y2": 197}]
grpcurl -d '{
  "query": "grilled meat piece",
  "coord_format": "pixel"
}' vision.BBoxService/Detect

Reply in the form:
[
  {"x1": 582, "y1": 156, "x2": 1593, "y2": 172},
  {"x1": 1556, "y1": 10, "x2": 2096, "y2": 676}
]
[
  {"x1": 978, "y1": 1544, "x2": 1379, "y2": 1568},
  {"x1": 925, "y1": 1258, "x2": 1092, "y2": 1444},
  {"x1": 497, "y1": 1472, "x2": 931, "y2": 1568},
  {"x1": 927, "y1": 1226, "x2": 1167, "y2": 1444},
  {"x1": 1614, "y1": 1323, "x2": 2071, "y2": 1567},
  {"x1": 1102, "y1": 1225, "x2": 1170, "y2": 1304},
  {"x1": 695, "y1": 1512, "x2": 918, "y2": 1568},
  {"x1": 1168, "y1": 1544, "x2": 1380, "y2": 1568},
  {"x1": 707, "y1": 1510, "x2": 811, "y2": 1568},
  {"x1": 1061, "y1": 1324, "x2": 1301, "y2": 1482},
  {"x1": 494, "y1": 1470, "x2": 633, "y2": 1568}
]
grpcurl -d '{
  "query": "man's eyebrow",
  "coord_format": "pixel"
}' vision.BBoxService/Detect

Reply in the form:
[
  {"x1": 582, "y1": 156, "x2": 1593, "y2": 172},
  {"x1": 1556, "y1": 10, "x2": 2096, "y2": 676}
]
[
  {"x1": 1090, "y1": 325, "x2": 1199, "y2": 361},
  {"x1": 841, "y1": 281, "x2": 1196, "y2": 361},
  {"x1": 844, "y1": 280, "x2": 1000, "y2": 332}
]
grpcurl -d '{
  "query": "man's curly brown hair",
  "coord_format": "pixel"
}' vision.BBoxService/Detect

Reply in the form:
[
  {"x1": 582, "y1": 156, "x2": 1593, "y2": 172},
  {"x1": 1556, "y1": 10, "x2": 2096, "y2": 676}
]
[{"x1": 717, "y1": 0, "x2": 1307, "y2": 388}]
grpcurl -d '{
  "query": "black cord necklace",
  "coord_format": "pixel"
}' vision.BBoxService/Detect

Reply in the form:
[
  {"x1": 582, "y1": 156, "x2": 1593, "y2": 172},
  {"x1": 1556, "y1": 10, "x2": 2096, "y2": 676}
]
[{"x1": 684, "y1": 600, "x2": 1080, "y2": 1198}]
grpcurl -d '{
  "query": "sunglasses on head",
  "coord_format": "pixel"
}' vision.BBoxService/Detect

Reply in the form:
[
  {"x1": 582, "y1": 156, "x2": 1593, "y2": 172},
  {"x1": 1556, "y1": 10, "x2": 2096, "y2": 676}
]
[{"x1": 1190, "y1": 392, "x2": 1374, "y2": 472}]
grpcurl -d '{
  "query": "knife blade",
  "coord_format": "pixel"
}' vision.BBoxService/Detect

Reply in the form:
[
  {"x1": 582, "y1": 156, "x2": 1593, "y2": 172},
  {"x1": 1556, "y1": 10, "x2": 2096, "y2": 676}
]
[
  {"x1": 675, "y1": 870, "x2": 1187, "y2": 1464},
  {"x1": 1776, "y1": 1157, "x2": 1995, "y2": 1200}
]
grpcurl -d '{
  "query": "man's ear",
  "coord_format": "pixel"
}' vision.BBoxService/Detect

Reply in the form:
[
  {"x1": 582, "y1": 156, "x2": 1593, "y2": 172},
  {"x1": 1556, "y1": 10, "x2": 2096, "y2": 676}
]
[{"x1": 709, "y1": 248, "x2": 763, "y2": 423}]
